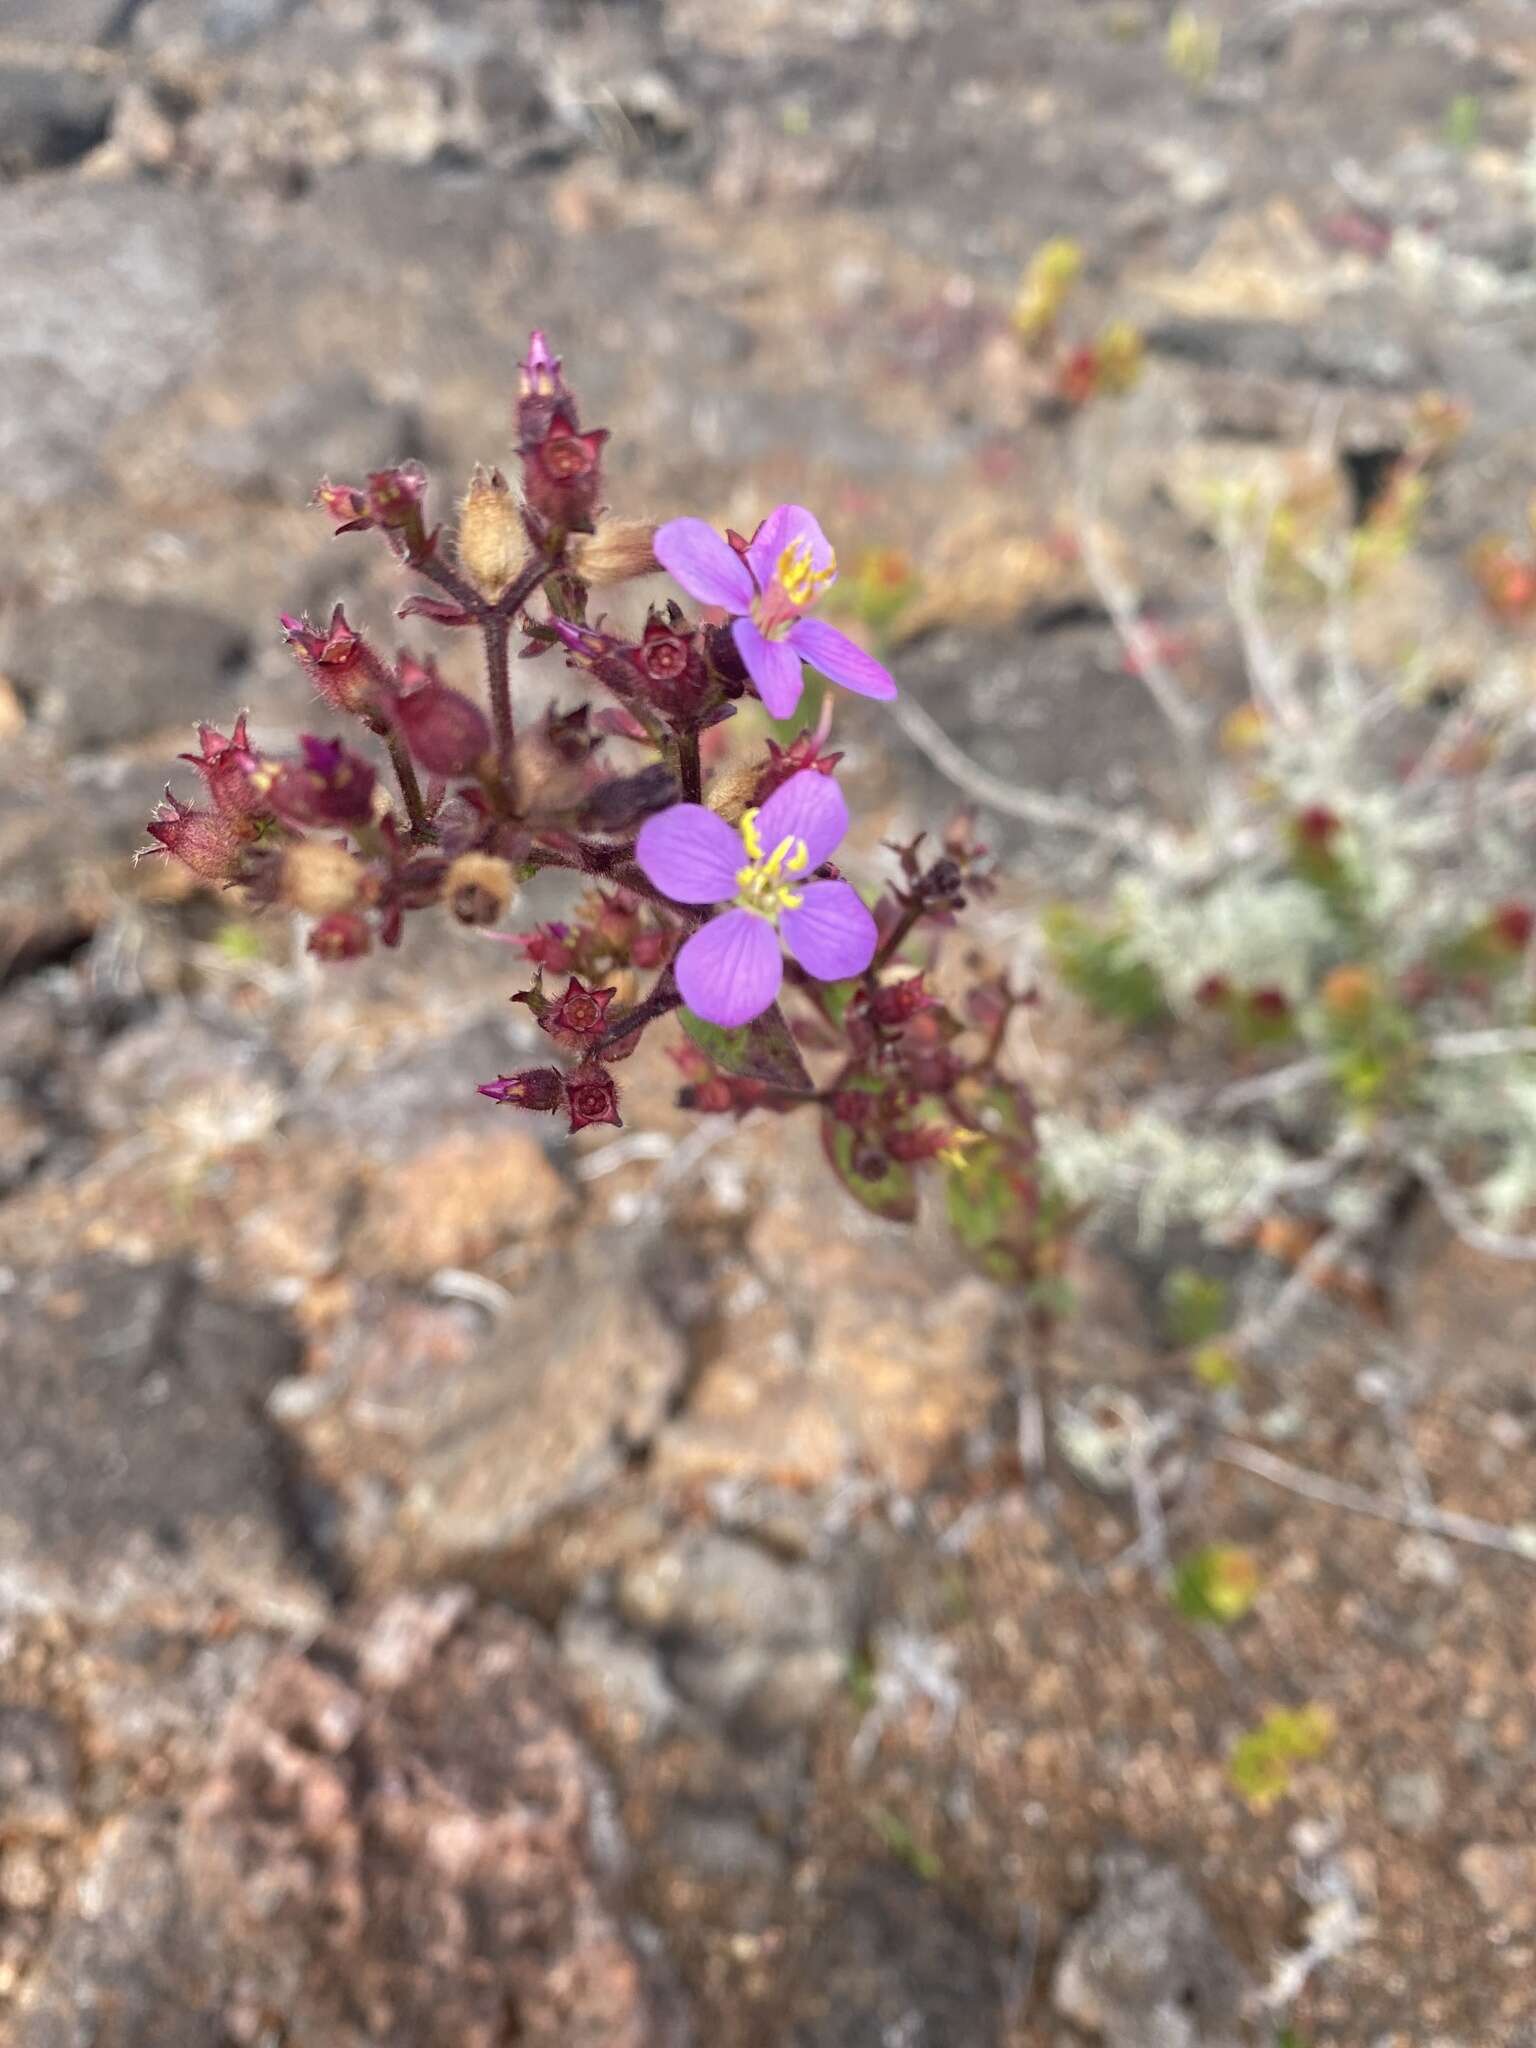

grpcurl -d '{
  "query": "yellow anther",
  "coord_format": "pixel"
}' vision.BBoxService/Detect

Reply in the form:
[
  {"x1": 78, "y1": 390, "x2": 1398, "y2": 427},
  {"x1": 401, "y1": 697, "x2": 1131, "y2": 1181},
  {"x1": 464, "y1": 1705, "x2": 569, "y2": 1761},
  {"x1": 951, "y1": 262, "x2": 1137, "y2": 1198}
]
[
  {"x1": 734, "y1": 821, "x2": 811, "y2": 921},
  {"x1": 938, "y1": 1128, "x2": 986, "y2": 1170},
  {"x1": 775, "y1": 536, "x2": 837, "y2": 610}
]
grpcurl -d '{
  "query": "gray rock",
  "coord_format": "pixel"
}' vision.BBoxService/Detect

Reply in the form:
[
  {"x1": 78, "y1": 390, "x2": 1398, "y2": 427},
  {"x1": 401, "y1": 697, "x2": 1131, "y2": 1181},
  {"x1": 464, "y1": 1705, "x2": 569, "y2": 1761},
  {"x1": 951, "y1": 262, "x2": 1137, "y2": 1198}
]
[
  {"x1": 190, "y1": 369, "x2": 424, "y2": 503},
  {"x1": 0, "y1": 67, "x2": 116, "y2": 176},
  {"x1": 0, "y1": 0, "x2": 132, "y2": 44},
  {"x1": 615, "y1": 1531, "x2": 858, "y2": 1740},
  {"x1": 0, "y1": 182, "x2": 225, "y2": 506},
  {"x1": 0, "y1": 1708, "x2": 78, "y2": 1837},
  {"x1": 11, "y1": 1811, "x2": 219, "y2": 2048},
  {"x1": 1381, "y1": 1767, "x2": 1445, "y2": 1838},
  {"x1": 783, "y1": 1867, "x2": 1005, "y2": 2047},
  {"x1": 1052, "y1": 1846, "x2": 1250, "y2": 2048},
  {"x1": 10, "y1": 597, "x2": 250, "y2": 752},
  {"x1": 0, "y1": 1259, "x2": 324, "y2": 1629}
]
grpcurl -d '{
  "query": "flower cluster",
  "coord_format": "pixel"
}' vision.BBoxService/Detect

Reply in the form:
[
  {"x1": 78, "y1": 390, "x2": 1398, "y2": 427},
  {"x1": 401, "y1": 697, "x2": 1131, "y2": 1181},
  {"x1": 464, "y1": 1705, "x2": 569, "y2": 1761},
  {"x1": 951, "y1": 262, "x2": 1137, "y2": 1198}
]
[{"x1": 144, "y1": 332, "x2": 1060, "y2": 1284}]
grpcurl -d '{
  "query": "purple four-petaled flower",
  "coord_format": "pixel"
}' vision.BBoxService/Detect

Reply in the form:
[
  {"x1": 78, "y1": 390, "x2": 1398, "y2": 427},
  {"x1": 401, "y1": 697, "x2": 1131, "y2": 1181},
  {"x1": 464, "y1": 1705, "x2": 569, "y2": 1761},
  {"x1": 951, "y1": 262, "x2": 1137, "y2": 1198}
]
[
  {"x1": 635, "y1": 769, "x2": 877, "y2": 1028},
  {"x1": 654, "y1": 503, "x2": 897, "y2": 722}
]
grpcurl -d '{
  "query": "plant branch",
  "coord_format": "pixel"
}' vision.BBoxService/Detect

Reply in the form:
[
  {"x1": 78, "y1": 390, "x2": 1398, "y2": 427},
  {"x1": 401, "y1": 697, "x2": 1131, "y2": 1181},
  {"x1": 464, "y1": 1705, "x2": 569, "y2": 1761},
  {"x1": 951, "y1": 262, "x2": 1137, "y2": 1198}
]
[
  {"x1": 598, "y1": 969, "x2": 682, "y2": 1052},
  {"x1": 483, "y1": 610, "x2": 514, "y2": 785},
  {"x1": 677, "y1": 729, "x2": 702, "y2": 805},
  {"x1": 384, "y1": 726, "x2": 430, "y2": 838},
  {"x1": 1214, "y1": 1438, "x2": 1536, "y2": 1565}
]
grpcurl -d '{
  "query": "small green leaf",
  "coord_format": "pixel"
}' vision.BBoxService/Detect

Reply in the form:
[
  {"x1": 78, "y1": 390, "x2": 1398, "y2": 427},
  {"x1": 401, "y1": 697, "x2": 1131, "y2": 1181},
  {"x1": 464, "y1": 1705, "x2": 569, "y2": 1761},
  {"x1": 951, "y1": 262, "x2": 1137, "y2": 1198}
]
[
  {"x1": 867, "y1": 1806, "x2": 943, "y2": 1884},
  {"x1": 679, "y1": 1002, "x2": 815, "y2": 1094},
  {"x1": 1173, "y1": 1545, "x2": 1260, "y2": 1625},
  {"x1": 1161, "y1": 1267, "x2": 1229, "y2": 1348},
  {"x1": 1229, "y1": 1704, "x2": 1335, "y2": 1812}
]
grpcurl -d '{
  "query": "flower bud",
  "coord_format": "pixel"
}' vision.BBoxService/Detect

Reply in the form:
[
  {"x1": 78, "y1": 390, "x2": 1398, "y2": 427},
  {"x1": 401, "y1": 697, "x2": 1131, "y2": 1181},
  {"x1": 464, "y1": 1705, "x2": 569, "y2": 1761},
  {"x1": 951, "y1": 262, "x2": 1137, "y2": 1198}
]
[
  {"x1": 458, "y1": 465, "x2": 525, "y2": 599},
  {"x1": 516, "y1": 330, "x2": 573, "y2": 445},
  {"x1": 308, "y1": 911, "x2": 371, "y2": 961},
  {"x1": 387, "y1": 655, "x2": 493, "y2": 778},
  {"x1": 142, "y1": 790, "x2": 253, "y2": 884},
  {"x1": 564, "y1": 1062, "x2": 622, "y2": 1132},
  {"x1": 1320, "y1": 965, "x2": 1377, "y2": 1021},
  {"x1": 478, "y1": 1066, "x2": 564, "y2": 1112},
  {"x1": 444, "y1": 852, "x2": 517, "y2": 926},
  {"x1": 278, "y1": 840, "x2": 363, "y2": 917},
  {"x1": 265, "y1": 735, "x2": 378, "y2": 829},
  {"x1": 521, "y1": 409, "x2": 609, "y2": 535},
  {"x1": 282, "y1": 605, "x2": 381, "y2": 718},
  {"x1": 1490, "y1": 900, "x2": 1534, "y2": 953},
  {"x1": 568, "y1": 519, "x2": 660, "y2": 587},
  {"x1": 178, "y1": 713, "x2": 268, "y2": 822}
]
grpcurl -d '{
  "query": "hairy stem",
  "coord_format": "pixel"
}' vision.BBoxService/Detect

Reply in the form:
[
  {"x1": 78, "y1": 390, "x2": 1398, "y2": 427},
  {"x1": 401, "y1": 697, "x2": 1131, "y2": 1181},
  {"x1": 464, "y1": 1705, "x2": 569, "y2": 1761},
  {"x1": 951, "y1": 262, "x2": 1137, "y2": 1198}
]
[
  {"x1": 384, "y1": 728, "x2": 431, "y2": 838},
  {"x1": 484, "y1": 611, "x2": 514, "y2": 786}
]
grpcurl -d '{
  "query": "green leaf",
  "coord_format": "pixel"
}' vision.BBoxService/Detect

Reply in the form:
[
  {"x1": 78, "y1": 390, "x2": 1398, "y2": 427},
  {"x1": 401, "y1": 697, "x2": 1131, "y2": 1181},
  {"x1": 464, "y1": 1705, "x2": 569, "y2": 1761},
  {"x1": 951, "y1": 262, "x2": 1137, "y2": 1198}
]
[
  {"x1": 1161, "y1": 1267, "x2": 1229, "y2": 1348},
  {"x1": 1228, "y1": 1704, "x2": 1335, "y2": 1812},
  {"x1": 680, "y1": 1002, "x2": 815, "y2": 1094},
  {"x1": 1173, "y1": 1545, "x2": 1260, "y2": 1625},
  {"x1": 820, "y1": 1083, "x2": 918, "y2": 1223}
]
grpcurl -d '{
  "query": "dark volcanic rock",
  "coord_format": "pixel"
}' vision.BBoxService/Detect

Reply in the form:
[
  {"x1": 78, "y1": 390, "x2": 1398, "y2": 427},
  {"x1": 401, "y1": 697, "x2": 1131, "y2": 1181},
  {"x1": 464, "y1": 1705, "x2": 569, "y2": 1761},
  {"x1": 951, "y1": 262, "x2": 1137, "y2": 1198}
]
[
  {"x1": 0, "y1": 1259, "x2": 323, "y2": 1628},
  {"x1": 782, "y1": 1867, "x2": 1005, "y2": 2047},
  {"x1": 0, "y1": 67, "x2": 116, "y2": 177}
]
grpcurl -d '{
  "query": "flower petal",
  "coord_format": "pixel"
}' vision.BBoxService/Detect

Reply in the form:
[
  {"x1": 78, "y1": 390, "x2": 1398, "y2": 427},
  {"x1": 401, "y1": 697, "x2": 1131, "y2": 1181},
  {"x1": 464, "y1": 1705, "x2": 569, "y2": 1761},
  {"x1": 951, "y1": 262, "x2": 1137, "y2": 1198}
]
[
  {"x1": 781, "y1": 880, "x2": 877, "y2": 982},
  {"x1": 788, "y1": 619, "x2": 898, "y2": 701},
  {"x1": 654, "y1": 517, "x2": 754, "y2": 612},
  {"x1": 676, "y1": 909, "x2": 783, "y2": 1028},
  {"x1": 733, "y1": 617, "x2": 804, "y2": 720},
  {"x1": 756, "y1": 768, "x2": 848, "y2": 871},
  {"x1": 746, "y1": 504, "x2": 835, "y2": 592},
  {"x1": 635, "y1": 803, "x2": 744, "y2": 904}
]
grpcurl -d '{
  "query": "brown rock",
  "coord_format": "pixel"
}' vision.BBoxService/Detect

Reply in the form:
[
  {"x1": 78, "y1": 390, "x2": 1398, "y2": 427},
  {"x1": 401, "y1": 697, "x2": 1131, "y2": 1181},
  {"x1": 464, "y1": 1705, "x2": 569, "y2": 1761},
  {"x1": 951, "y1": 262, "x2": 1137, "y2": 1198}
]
[
  {"x1": 348, "y1": 1127, "x2": 574, "y2": 1280},
  {"x1": 1458, "y1": 1843, "x2": 1536, "y2": 1931},
  {"x1": 183, "y1": 1592, "x2": 691, "y2": 2048},
  {"x1": 276, "y1": 1235, "x2": 688, "y2": 1586}
]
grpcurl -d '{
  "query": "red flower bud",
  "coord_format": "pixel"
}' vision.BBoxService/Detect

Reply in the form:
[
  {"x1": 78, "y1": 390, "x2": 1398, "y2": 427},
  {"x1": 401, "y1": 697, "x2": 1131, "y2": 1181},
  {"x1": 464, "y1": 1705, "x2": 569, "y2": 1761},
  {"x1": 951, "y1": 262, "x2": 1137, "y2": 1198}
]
[
  {"x1": 308, "y1": 911, "x2": 372, "y2": 961},
  {"x1": 868, "y1": 975, "x2": 934, "y2": 1030},
  {"x1": 178, "y1": 713, "x2": 267, "y2": 822},
  {"x1": 565, "y1": 1063, "x2": 622, "y2": 1132},
  {"x1": 1294, "y1": 804, "x2": 1341, "y2": 849},
  {"x1": 1194, "y1": 973, "x2": 1232, "y2": 1009},
  {"x1": 387, "y1": 655, "x2": 492, "y2": 777},
  {"x1": 141, "y1": 790, "x2": 253, "y2": 884},
  {"x1": 521, "y1": 408, "x2": 609, "y2": 535},
  {"x1": 282, "y1": 604, "x2": 382, "y2": 718},
  {"x1": 516, "y1": 974, "x2": 617, "y2": 1053},
  {"x1": 478, "y1": 1066, "x2": 565, "y2": 1112},
  {"x1": 265, "y1": 735, "x2": 378, "y2": 829},
  {"x1": 1249, "y1": 986, "x2": 1291, "y2": 1021},
  {"x1": 1491, "y1": 900, "x2": 1534, "y2": 952}
]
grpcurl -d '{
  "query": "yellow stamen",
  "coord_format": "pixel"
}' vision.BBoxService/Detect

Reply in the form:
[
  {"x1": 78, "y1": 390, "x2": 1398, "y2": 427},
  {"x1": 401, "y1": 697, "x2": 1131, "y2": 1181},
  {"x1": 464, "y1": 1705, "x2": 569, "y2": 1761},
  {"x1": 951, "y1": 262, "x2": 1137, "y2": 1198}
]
[
  {"x1": 735, "y1": 809, "x2": 810, "y2": 919},
  {"x1": 775, "y1": 536, "x2": 837, "y2": 609},
  {"x1": 938, "y1": 1129, "x2": 986, "y2": 1170}
]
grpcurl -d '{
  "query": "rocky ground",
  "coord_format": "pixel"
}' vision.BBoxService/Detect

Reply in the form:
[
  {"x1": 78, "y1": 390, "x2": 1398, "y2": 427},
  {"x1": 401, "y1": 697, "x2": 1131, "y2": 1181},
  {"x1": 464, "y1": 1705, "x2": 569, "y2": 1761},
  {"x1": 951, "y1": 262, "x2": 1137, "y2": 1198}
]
[{"x1": 4, "y1": 1, "x2": 1536, "y2": 2043}]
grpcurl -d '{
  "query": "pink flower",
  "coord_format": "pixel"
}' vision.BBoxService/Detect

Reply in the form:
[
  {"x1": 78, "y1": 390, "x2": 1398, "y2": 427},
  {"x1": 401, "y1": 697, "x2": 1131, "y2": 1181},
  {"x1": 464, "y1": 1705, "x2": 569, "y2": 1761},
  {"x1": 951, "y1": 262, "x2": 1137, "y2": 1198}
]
[
  {"x1": 653, "y1": 504, "x2": 897, "y2": 721},
  {"x1": 635, "y1": 769, "x2": 876, "y2": 1028}
]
